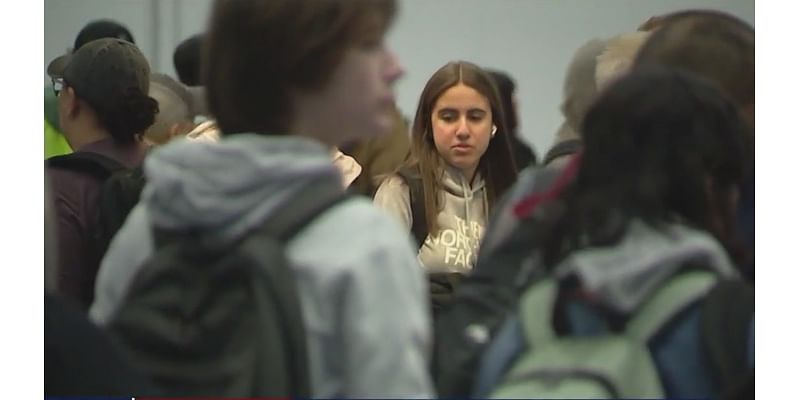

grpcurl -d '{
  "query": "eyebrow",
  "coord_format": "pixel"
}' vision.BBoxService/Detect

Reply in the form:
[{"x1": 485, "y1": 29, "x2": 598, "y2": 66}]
[{"x1": 437, "y1": 107, "x2": 488, "y2": 114}]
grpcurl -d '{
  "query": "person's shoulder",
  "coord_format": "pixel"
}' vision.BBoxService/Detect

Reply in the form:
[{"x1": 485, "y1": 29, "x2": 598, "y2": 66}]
[
  {"x1": 321, "y1": 196, "x2": 410, "y2": 239},
  {"x1": 46, "y1": 160, "x2": 101, "y2": 197},
  {"x1": 289, "y1": 196, "x2": 417, "y2": 269},
  {"x1": 373, "y1": 173, "x2": 411, "y2": 201},
  {"x1": 377, "y1": 173, "x2": 408, "y2": 190},
  {"x1": 502, "y1": 164, "x2": 555, "y2": 203}
]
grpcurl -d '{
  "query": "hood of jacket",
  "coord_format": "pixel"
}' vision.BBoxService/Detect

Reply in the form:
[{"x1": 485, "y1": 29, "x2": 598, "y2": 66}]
[
  {"x1": 438, "y1": 165, "x2": 487, "y2": 223},
  {"x1": 142, "y1": 133, "x2": 341, "y2": 243},
  {"x1": 553, "y1": 219, "x2": 739, "y2": 313},
  {"x1": 331, "y1": 148, "x2": 362, "y2": 188}
]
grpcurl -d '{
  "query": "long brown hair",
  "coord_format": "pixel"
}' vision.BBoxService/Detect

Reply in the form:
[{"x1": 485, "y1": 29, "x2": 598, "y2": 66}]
[{"x1": 403, "y1": 61, "x2": 518, "y2": 236}]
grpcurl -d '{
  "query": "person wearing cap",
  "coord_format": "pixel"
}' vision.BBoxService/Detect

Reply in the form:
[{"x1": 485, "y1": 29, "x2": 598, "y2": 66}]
[
  {"x1": 45, "y1": 19, "x2": 136, "y2": 159},
  {"x1": 46, "y1": 38, "x2": 157, "y2": 310}
]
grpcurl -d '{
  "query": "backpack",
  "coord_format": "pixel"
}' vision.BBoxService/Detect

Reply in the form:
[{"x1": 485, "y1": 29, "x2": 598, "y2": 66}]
[
  {"x1": 396, "y1": 166, "x2": 464, "y2": 316},
  {"x1": 432, "y1": 166, "x2": 568, "y2": 396},
  {"x1": 543, "y1": 139, "x2": 582, "y2": 166},
  {"x1": 106, "y1": 181, "x2": 348, "y2": 397},
  {"x1": 46, "y1": 151, "x2": 146, "y2": 259},
  {"x1": 488, "y1": 268, "x2": 753, "y2": 399},
  {"x1": 395, "y1": 166, "x2": 428, "y2": 248}
]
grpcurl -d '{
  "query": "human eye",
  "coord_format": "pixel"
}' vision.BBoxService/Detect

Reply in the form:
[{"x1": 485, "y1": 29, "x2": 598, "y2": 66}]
[
  {"x1": 360, "y1": 39, "x2": 381, "y2": 51},
  {"x1": 468, "y1": 110, "x2": 487, "y2": 122},
  {"x1": 438, "y1": 111, "x2": 457, "y2": 122},
  {"x1": 357, "y1": 31, "x2": 384, "y2": 52}
]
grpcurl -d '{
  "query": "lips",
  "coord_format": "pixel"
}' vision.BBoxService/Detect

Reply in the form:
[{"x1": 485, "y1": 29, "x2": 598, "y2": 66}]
[{"x1": 452, "y1": 144, "x2": 473, "y2": 154}]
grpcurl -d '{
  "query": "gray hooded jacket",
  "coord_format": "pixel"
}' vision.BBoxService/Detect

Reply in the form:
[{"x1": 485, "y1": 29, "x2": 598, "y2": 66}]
[
  {"x1": 89, "y1": 134, "x2": 434, "y2": 398},
  {"x1": 374, "y1": 166, "x2": 488, "y2": 274}
]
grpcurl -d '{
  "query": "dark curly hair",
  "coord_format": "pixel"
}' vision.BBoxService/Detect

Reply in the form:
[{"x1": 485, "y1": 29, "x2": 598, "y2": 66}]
[
  {"x1": 542, "y1": 67, "x2": 747, "y2": 267},
  {"x1": 88, "y1": 86, "x2": 159, "y2": 144}
]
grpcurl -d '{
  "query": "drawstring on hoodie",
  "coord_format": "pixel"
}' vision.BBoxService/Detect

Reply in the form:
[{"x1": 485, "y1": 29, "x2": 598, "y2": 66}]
[
  {"x1": 462, "y1": 175, "x2": 473, "y2": 225},
  {"x1": 459, "y1": 173, "x2": 489, "y2": 231}
]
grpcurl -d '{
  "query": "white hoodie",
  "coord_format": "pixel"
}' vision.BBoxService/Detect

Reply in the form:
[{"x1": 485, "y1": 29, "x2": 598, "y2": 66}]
[
  {"x1": 374, "y1": 166, "x2": 488, "y2": 274},
  {"x1": 90, "y1": 134, "x2": 434, "y2": 398}
]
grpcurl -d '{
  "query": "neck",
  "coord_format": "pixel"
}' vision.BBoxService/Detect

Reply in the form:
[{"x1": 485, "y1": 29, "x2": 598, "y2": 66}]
[
  {"x1": 288, "y1": 114, "x2": 337, "y2": 148},
  {"x1": 64, "y1": 123, "x2": 112, "y2": 151},
  {"x1": 462, "y1": 164, "x2": 479, "y2": 184}
]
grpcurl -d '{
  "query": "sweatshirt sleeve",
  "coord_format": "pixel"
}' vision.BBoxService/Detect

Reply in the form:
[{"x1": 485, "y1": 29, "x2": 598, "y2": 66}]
[{"x1": 373, "y1": 174, "x2": 412, "y2": 230}]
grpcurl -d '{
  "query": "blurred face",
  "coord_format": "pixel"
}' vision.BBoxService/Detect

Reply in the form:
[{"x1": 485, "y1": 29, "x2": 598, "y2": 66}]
[
  {"x1": 56, "y1": 83, "x2": 81, "y2": 145},
  {"x1": 299, "y1": 35, "x2": 404, "y2": 146},
  {"x1": 431, "y1": 83, "x2": 493, "y2": 178}
]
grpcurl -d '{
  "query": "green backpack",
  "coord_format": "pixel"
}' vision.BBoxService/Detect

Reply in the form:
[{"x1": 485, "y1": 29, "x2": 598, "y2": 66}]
[{"x1": 491, "y1": 270, "x2": 720, "y2": 399}]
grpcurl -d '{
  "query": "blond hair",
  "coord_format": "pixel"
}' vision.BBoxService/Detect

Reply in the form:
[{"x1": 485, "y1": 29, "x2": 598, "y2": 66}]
[{"x1": 595, "y1": 31, "x2": 651, "y2": 91}]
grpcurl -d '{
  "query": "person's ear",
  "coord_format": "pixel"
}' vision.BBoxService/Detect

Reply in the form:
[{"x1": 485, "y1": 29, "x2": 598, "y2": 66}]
[{"x1": 61, "y1": 87, "x2": 80, "y2": 118}]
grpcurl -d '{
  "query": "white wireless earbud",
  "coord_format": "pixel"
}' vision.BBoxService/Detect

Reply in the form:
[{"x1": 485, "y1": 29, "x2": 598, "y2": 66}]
[{"x1": 491, "y1": 125, "x2": 498, "y2": 137}]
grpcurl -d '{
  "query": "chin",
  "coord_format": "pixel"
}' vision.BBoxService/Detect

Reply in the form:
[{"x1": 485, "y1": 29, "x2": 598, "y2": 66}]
[
  {"x1": 374, "y1": 118, "x2": 393, "y2": 136},
  {"x1": 337, "y1": 120, "x2": 389, "y2": 145},
  {"x1": 446, "y1": 159, "x2": 472, "y2": 170},
  {"x1": 365, "y1": 116, "x2": 394, "y2": 138}
]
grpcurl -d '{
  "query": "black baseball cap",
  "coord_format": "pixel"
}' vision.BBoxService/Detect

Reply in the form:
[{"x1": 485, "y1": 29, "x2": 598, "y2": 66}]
[
  {"x1": 47, "y1": 38, "x2": 151, "y2": 111},
  {"x1": 74, "y1": 19, "x2": 135, "y2": 51}
]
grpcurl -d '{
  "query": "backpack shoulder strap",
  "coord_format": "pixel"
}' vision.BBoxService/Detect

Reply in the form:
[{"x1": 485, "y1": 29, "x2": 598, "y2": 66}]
[
  {"x1": 396, "y1": 166, "x2": 428, "y2": 248},
  {"x1": 626, "y1": 270, "x2": 719, "y2": 341},
  {"x1": 47, "y1": 151, "x2": 127, "y2": 180},
  {"x1": 517, "y1": 277, "x2": 559, "y2": 345},
  {"x1": 700, "y1": 279, "x2": 754, "y2": 392},
  {"x1": 45, "y1": 151, "x2": 127, "y2": 175},
  {"x1": 98, "y1": 164, "x2": 147, "y2": 237},
  {"x1": 543, "y1": 139, "x2": 582, "y2": 166}
]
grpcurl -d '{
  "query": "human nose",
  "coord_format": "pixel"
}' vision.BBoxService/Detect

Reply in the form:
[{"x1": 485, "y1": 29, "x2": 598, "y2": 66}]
[
  {"x1": 384, "y1": 49, "x2": 405, "y2": 84},
  {"x1": 455, "y1": 117, "x2": 470, "y2": 140}
]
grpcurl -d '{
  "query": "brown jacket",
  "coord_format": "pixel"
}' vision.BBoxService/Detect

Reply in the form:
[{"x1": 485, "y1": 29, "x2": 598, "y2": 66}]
[{"x1": 344, "y1": 109, "x2": 410, "y2": 197}]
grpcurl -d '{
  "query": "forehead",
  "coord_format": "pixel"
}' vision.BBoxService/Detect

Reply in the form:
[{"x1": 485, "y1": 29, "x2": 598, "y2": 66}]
[{"x1": 433, "y1": 83, "x2": 490, "y2": 110}]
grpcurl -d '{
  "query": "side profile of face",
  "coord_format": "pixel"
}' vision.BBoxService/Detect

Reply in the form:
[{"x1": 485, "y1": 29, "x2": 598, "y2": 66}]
[
  {"x1": 57, "y1": 85, "x2": 81, "y2": 145},
  {"x1": 300, "y1": 38, "x2": 404, "y2": 146},
  {"x1": 431, "y1": 83, "x2": 494, "y2": 178}
]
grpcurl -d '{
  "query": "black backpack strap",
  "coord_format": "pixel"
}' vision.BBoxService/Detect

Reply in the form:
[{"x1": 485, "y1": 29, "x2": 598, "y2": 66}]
[
  {"x1": 98, "y1": 165, "x2": 147, "y2": 244},
  {"x1": 396, "y1": 166, "x2": 428, "y2": 248},
  {"x1": 47, "y1": 151, "x2": 127, "y2": 180},
  {"x1": 700, "y1": 279, "x2": 754, "y2": 395},
  {"x1": 543, "y1": 139, "x2": 582, "y2": 166},
  {"x1": 240, "y1": 179, "x2": 348, "y2": 397}
]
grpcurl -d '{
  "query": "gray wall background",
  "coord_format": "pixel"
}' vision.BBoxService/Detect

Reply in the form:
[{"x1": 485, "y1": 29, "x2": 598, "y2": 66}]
[{"x1": 45, "y1": 0, "x2": 754, "y2": 153}]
